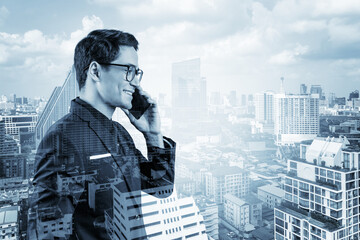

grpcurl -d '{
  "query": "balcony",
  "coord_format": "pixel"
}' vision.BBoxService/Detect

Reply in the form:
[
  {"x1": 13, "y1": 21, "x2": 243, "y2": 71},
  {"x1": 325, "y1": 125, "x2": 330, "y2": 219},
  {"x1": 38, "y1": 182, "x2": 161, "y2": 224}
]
[
  {"x1": 315, "y1": 179, "x2": 339, "y2": 191},
  {"x1": 310, "y1": 212, "x2": 341, "y2": 231}
]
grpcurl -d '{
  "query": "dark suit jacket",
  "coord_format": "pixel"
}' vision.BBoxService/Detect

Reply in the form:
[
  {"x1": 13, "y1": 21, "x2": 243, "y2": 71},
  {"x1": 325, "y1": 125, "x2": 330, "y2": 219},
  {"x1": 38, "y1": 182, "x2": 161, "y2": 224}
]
[{"x1": 29, "y1": 97, "x2": 175, "y2": 239}]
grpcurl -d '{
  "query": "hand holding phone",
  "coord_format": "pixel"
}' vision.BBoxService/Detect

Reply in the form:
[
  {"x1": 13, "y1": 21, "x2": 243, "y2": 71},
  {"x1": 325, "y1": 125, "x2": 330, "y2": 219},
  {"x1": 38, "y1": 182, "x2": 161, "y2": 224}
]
[{"x1": 129, "y1": 88, "x2": 151, "y2": 119}]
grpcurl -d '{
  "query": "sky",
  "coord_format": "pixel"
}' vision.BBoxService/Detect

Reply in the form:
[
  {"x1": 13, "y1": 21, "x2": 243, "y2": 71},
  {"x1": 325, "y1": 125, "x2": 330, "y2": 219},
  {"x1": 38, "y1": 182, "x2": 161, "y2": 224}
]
[{"x1": 1, "y1": 0, "x2": 360, "y2": 99}]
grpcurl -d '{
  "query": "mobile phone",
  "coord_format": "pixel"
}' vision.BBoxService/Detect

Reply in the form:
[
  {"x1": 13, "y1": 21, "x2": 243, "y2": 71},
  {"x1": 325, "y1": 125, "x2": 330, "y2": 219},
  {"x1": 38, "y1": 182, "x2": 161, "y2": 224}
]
[{"x1": 129, "y1": 88, "x2": 151, "y2": 119}]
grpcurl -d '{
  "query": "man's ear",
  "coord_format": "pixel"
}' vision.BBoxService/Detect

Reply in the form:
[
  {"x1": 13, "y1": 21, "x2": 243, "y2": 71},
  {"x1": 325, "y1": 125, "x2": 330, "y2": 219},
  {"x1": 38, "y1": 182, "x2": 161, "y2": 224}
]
[{"x1": 89, "y1": 61, "x2": 101, "y2": 81}]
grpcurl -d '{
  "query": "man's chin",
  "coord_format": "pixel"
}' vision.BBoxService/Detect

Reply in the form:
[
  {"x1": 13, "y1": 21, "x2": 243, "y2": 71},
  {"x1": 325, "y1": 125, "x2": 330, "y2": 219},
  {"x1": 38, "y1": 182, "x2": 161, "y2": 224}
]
[{"x1": 118, "y1": 103, "x2": 132, "y2": 110}]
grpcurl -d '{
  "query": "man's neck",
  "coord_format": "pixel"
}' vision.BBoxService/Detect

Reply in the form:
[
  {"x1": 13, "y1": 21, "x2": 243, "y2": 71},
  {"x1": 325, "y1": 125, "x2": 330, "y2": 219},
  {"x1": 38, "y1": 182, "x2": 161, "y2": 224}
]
[{"x1": 79, "y1": 93, "x2": 115, "y2": 120}]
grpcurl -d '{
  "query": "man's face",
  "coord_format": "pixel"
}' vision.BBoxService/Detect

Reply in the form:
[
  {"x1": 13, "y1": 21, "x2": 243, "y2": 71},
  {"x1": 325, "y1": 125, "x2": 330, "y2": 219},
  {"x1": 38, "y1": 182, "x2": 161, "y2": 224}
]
[{"x1": 97, "y1": 46, "x2": 139, "y2": 110}]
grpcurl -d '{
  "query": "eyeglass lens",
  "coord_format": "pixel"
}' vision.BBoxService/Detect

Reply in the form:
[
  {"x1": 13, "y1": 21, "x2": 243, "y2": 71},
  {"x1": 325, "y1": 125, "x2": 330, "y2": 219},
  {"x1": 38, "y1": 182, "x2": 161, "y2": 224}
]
[{"x1": 127, "y1": 67, "x2": 142, "y2": 82}]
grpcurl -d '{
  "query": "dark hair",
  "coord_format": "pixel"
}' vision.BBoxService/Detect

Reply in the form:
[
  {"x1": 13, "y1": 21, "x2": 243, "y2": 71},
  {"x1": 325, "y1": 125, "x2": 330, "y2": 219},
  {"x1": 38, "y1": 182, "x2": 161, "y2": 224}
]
[{"x1": 74, "y1": 29, "x2": 139, "y2": 90}]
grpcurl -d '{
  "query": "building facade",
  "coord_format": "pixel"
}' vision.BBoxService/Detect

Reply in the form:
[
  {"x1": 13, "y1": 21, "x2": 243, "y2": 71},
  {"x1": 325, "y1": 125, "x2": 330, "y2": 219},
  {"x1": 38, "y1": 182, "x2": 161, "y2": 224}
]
[
  {"x1": 258, "y1": 185, "x2": 284, "y2": 209},
  {"x1": 194, "y1": 195, "x2": 219, "y2": 240},
  {"x1": 255, "y1": 91, "x2": 275, "y2": 124},
  {"x1": 35, "y1": 67, "x2": 78, "y2": 143},
  {"x1": 274, "y1": 93, "x2": 319, "y2": 145},
  {"x1": 171, "y1": 58, "x2": 207, "y2": 141},
  {"x1": 107, "y1": 184, "x2": 208, "y2": 240},
  {"x1": 275, "y1": 136, "x2": 360, "y2": 240},
  {"x1": 1, "y1": 115, "x2": 38, "y2": 138},
  {"x1": 224, "y1": 194, "x2": 262, "y2": 229},
  {"x1": 0, "y1": 206, "x2": 20, "y2": 240},
  {"x1": 205, "y1": 166, "x2": 250, "y2": 204}
]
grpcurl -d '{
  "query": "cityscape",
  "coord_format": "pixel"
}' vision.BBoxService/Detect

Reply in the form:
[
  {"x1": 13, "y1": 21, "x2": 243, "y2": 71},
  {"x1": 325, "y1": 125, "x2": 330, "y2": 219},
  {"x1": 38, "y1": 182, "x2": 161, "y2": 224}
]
[{"x1": 1, "y1": 57, "x2": 360, "y2": 239}]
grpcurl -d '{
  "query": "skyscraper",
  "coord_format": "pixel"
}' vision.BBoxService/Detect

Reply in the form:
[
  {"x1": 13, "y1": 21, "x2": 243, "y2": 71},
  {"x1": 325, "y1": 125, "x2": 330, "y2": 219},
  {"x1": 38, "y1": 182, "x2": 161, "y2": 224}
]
[
  {"x1": 171, "y1": 58, "x2": 207, "y2": 140},
  {"x1": 254, "y1": 91, "x2": 275, "y2": 124},
  {"x1": 275, "y1": 136, "x2": 360, "y2": 240},
  {"x1": 274, "y1": 93, "x2": 319, "y2": 145},
  {"x1": 35, "y1": 67, "x2": 78, "y2": 143},
  {"x1": 300, "y1": 84, "x2": 307, "y2": 95},
  {"x1": 310, "y1": 85, "x2": 323, "y2": 99}
]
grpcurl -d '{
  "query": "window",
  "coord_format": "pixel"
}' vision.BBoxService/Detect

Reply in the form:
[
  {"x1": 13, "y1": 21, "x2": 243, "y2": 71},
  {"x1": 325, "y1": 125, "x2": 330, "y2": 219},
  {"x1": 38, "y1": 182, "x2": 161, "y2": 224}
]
[
  {"x1": 344, "y1": 153, "x2": 350, "y2": 169},
  {"x1": 335, "y1": 172, "x2": 341, "y2": 181},
  {"x1": 290, "y1": 161, "x2": 297, "y2": 169}
]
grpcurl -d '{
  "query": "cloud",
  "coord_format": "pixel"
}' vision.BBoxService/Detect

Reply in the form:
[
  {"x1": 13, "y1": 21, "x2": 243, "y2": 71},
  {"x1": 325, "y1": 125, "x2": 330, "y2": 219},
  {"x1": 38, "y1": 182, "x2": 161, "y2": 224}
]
[
  {"x1": 328, "y1": 18, "x2": 360, "y2": 45},
  {"x1": 61, "y1": 15, "x2": 103, "y2": 55},
  {"x1": 0, "y1": 15, "x2": 103, "y2": 67},
  {"x1": 269, "y1": 44, "x2": 309, "y2": 65},
  {"x1": 0, "y1": 15, "x2": 104, "y2": 97},
  {"x1": 291, "y1": 20, "x2": 327, "y2": 33},
  {"x1": 314, "y1": 0, "x2": 360, "y2": 16},
  {"x1": 0, "y1": 44, "x2": 9, "y2": 63}
]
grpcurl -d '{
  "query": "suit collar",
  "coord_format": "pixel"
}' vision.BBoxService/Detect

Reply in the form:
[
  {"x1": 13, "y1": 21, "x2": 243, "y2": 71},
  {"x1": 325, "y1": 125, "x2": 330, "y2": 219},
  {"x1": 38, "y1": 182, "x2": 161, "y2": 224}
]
[{"x1": 70, "y1": 97, "x2": 117, "y2": 153}]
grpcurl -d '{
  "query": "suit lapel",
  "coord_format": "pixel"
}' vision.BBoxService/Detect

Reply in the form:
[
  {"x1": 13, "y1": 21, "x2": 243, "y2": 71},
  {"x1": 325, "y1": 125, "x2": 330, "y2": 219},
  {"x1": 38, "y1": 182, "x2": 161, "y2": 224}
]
[{"x1": 70, "y1": 98, "x2": 117, "y2": 154}]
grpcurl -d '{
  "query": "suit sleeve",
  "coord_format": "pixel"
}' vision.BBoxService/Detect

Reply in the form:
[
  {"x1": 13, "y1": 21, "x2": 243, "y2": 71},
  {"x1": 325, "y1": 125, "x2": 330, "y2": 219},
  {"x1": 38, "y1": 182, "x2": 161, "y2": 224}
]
[
  {"x1": 29, "y1": 128, "x2": 81, "y2": 239},
  {"x1": 140, "y1": 136, "x2": 176, "y2": 194}
]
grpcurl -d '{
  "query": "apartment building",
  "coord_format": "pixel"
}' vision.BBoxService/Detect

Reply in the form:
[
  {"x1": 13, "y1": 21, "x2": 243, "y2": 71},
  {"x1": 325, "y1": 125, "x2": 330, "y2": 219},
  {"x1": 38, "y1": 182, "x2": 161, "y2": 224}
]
[
  {"x1": 258, "y1": 185, "x2": 284, "y2": 209},
  {"x1": 275, "y1": 136, "x2": 360, "y2": 240},
  {"x1": 205, "y1": 166, "x2": 249, "y2": 204}
]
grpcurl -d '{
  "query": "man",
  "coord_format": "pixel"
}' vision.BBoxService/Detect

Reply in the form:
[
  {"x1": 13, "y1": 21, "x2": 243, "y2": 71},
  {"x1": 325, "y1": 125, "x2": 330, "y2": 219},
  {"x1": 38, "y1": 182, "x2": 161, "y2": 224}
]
[{"x1": 30, "y1": 29, "x2": 175, "y2": 239}]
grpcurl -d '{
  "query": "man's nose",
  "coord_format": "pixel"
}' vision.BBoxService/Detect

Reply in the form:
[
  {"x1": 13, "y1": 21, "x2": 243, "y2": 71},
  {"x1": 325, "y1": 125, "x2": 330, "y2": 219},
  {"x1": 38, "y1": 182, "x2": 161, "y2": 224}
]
[{"x1": 130, "y1": 77, "x2": 140, "y2": 87}]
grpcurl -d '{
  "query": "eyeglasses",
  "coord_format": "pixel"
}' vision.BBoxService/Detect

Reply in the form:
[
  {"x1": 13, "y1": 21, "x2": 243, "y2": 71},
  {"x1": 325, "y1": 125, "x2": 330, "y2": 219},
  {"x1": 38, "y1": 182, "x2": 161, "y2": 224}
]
[
  {"x1": 99, "y1": 63, "x2": 143, "y2": 83},
  {"x1": 84, "y1": 62, "x2": 143, "y2": 82}
]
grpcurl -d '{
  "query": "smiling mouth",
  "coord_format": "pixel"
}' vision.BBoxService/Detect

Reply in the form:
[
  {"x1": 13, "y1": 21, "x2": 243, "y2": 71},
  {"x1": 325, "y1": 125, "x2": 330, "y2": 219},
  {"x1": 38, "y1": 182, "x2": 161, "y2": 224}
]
[{"x1": 124, "y1": 90, "x2": 134, "y2": 96}]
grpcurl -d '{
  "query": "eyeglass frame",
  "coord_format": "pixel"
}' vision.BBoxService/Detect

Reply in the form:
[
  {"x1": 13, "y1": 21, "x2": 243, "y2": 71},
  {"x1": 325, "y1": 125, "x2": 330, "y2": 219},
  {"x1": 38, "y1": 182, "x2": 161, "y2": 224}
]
[{"x1": 83, "y1": 62, "x2": 143, "y2": 82}]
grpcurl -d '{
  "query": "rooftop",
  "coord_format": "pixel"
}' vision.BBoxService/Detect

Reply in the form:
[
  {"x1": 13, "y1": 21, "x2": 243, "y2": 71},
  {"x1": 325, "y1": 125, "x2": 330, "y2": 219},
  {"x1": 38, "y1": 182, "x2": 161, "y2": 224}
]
[
  {"x1": 224, "y1": 194, "x2": 262, "y2": 206},
  {"x1": 210, "y1": 166, "x2": 247, "y2": 177},
  {"x1": 193, "y1": 195, "x2": 217, "y2": 209},
  {"x1": 243, "y1": 194, "x2": 262, "y2": 205},
  {"x1": 224, "y1": 194, "x2": 246, "y2": 206},
  {"x1": 258, "y1": 185, "x2": 284, "y2": 198},
  {"x1": 252, "y1": 227, "x2": 274, "y2": 240},
  {"x1": 0, "y1": 206, "x2": 18, "y2": 225}
]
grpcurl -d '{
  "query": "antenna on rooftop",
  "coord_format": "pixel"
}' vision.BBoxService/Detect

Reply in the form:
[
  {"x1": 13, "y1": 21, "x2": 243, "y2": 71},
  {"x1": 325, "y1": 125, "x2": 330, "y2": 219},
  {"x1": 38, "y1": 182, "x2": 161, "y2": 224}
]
[{"x1": 280, "y1": 77, "x2": 285, "y2": 94}]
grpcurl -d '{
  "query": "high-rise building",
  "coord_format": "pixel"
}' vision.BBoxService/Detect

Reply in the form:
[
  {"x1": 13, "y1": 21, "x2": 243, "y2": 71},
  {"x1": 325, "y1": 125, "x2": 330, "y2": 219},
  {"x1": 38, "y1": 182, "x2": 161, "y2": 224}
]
[
  {"x1": 349, "y1": 90, "x2": 359, "y2": 101},
  {"x1": 35, "y1": 67, "x2": 78, "y2": 143},
  {"x1": 205, "y1": 166, "x2": 249, "y2": 204},
  {"x1": 310, "y1": 85, "x2": 323, "y2": 99},
  {"x1": 274, "y1": 93, "x2": 319, "y2": 145},
  {"x1": 171, "y1": 58, "x2": 207, "y2": 139},
  {"x1": 254, "y1": 91, "x2": 275, "y2": 123},
  {"x1": 0, "y1": 154, "x2": 27, "y2": 179},
  {"x1": 241, "y1": 94, "x2": 247, "y2": 106},
  {"x1": 194, "y1": 195, "x2": 219, "y2": 240},
  {"x1": 228, "y1": 91, "x2": 237, "y2": 107},
  {"x1": 329, "y1": 93, "x2": 336, "y2": 108},
  {"x1": 275, "y1": 136, "x2": 360, "y2": 240},
  {"x1": 210, "y1": 92, "x2": 222, "y2": 106},
  {"x1": 300, "y1": 84, "x2": 307, "y2": 95},
  {"x1": 0, "y1": 121, "x2": 20, "y2": 154},
  {"x1": 106, "y1": 184, "x2": 208, "y2": 240}
]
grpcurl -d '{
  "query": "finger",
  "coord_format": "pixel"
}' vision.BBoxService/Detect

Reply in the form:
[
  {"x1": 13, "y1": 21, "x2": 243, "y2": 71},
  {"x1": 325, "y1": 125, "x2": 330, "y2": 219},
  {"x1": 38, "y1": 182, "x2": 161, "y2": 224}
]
[
  {"x1": 137, "y1": 88, "x2": 151, "y2": 99},
  {"x1": 147, "y1": 98, "x2": 156, "y2": 105},
  {"x1": 121, "y1": 108, "x2": 136, "y2": 122}
]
